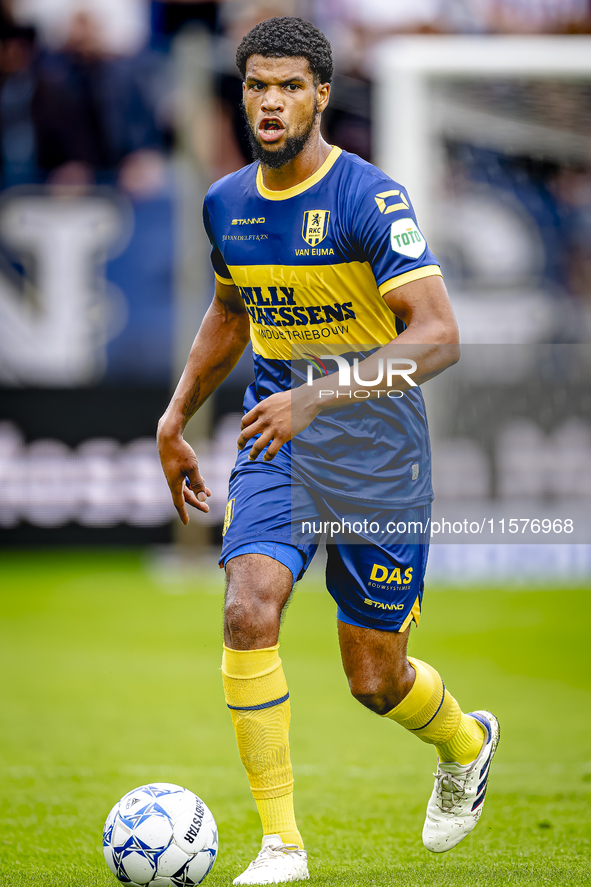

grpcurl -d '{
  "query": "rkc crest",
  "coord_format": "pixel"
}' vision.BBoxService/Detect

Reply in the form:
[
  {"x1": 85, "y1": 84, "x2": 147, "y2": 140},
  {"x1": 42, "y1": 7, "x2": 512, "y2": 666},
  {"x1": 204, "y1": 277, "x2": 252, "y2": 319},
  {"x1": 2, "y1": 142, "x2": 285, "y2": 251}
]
[{"x1": 302, "y1": 210, "x2": 330, "y2": 246}]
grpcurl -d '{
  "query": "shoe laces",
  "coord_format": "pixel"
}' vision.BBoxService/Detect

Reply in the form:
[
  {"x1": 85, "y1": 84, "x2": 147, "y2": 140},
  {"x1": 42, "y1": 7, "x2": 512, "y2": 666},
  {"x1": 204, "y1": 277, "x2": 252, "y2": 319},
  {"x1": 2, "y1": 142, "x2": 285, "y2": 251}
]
[
  {"x1": 250, "y1": 844, "x2": 302, "y2": 869},
  {"x1": 433, "y1": 768, "x2": 468, "y2": 812}
]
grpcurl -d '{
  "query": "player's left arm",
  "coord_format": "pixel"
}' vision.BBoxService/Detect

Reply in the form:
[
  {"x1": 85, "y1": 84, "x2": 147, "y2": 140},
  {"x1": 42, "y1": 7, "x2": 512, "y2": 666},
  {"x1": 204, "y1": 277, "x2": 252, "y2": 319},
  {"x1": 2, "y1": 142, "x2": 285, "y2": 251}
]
[
  {"x1": 237, "y1": 274, "x2": 459, "y2": 462},
  {"x1": 380, "y1": 271, "x2": 460, "y2": 369}
]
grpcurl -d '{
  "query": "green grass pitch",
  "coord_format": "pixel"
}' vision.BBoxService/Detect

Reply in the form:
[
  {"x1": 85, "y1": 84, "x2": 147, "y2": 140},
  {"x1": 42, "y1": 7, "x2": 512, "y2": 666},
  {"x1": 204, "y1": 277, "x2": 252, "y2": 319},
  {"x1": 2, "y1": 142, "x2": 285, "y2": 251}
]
[{"x1": 0, "y1": 549, "x2": 590, "y2": 886}]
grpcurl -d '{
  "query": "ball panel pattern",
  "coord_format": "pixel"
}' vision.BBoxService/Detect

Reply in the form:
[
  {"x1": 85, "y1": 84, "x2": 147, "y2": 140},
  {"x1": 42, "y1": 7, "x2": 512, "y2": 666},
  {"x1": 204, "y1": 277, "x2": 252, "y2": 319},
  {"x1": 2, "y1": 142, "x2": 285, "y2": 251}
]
[{"x1": 103, "y1": 784, "x2": 218, "y2": 887}]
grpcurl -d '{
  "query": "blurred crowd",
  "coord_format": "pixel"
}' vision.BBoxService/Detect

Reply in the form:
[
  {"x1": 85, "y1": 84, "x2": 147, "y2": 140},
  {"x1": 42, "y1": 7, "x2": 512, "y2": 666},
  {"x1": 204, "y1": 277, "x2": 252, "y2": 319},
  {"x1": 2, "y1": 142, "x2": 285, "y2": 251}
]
[
  {"x1": 1, "y1": 0, "x2": 590, "y2": 190},
  {"x1": 0, "y1": 0, "x2": 590, "y2": 343}
]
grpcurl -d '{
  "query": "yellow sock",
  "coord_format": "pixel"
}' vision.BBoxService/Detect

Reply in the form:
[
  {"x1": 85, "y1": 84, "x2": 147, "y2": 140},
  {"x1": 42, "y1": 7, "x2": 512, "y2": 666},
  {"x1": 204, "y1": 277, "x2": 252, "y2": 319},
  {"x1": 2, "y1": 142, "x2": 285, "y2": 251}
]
[
  {"x1": 221, "y1": 645, "x2": 303, "y2": 848},
  {"x1": 383, "y1": 657, "x2": 485, "y2": 765}
]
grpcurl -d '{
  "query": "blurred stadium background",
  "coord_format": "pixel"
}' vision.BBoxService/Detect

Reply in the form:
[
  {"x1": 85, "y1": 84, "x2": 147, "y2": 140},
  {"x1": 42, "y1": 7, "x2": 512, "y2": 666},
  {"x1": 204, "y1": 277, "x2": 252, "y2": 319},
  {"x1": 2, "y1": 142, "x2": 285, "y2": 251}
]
[{"x1": 1, "y1": 3, "x2": 591, "y2": 886}]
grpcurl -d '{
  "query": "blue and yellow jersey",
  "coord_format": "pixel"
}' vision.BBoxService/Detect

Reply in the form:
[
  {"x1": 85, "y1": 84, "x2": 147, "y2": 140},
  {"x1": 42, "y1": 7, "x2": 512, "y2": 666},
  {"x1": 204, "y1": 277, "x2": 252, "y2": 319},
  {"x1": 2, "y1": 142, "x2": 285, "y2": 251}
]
[{"x1": 203, "y1": 147, "x2": 440, "y2": 506}]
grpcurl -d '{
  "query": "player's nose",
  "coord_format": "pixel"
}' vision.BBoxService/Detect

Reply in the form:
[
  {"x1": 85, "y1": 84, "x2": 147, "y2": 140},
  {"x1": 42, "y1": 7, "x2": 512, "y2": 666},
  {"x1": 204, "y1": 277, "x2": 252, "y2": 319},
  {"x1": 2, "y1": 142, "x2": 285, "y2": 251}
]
[{"x1": 261, "y1": 87, "x2": 284, "y2": 111}]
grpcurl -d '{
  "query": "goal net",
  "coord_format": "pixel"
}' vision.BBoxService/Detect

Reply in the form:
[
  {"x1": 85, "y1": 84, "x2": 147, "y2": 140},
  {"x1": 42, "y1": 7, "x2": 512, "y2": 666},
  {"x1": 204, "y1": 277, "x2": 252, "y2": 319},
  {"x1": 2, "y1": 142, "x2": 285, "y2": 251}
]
[{"x1": 374, "y1": 37, "x2": 591, "y2": 568}]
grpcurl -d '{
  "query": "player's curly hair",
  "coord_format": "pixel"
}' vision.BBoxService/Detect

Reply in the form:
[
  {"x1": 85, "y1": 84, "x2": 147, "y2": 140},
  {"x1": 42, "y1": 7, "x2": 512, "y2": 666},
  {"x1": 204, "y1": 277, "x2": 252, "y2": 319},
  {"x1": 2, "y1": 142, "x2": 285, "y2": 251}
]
[{"x1": 236, "y1": 17, "x2": 333, "y2": 85}]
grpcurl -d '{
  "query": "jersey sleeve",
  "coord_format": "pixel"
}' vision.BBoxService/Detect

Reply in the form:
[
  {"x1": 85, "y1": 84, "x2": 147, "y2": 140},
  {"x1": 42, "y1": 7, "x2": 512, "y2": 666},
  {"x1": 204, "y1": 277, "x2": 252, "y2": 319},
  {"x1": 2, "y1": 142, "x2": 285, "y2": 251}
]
[
  {"x1": 203, "y1": 199, "x2": 234, "y2": 285},
  {"x1": 351, "y1": 179, "x2": 442, "y2": 296}
]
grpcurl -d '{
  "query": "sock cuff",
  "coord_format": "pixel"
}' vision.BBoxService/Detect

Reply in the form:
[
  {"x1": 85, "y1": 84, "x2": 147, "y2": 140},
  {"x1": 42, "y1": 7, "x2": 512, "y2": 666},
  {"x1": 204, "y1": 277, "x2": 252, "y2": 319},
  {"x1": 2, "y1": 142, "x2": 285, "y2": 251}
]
[
  {"x1": 222, "y1": 645, "x2": 288, "y2": 709},
  {"x1": 222, "y1": 644, "x2": 281, "y2": 679},
  {"x1": 383, "y1": 656, "x2": 463, "y2": 746},
  {"x1": 382, "y1": 657, "x2": 440, "y2": 723}
]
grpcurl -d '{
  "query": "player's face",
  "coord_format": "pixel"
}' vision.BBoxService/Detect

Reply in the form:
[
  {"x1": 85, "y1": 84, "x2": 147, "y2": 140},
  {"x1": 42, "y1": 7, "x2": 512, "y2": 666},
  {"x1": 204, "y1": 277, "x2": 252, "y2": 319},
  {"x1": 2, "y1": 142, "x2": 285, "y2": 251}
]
[{"x1": 242, "y1": 55, "x2": 330, "y2": 169}]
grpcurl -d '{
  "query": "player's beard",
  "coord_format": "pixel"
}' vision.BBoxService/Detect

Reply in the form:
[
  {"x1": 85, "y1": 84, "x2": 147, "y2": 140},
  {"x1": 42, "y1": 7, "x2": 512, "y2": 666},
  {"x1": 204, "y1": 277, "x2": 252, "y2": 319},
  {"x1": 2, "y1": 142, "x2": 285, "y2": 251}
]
[{"x1": 244, "y1": 103, "x2": 318, "y2": 170}]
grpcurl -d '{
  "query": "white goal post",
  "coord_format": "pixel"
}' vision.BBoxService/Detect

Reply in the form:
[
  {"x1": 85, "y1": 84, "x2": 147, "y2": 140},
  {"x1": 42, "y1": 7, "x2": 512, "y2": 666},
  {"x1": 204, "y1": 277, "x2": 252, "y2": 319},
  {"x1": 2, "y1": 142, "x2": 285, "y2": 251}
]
[
  {"x1": 374, "y1": 35, "x2": 591, "y2": 235},
  {"x1": 372, "y1": 37, "x2": 591, "y2": 568}
]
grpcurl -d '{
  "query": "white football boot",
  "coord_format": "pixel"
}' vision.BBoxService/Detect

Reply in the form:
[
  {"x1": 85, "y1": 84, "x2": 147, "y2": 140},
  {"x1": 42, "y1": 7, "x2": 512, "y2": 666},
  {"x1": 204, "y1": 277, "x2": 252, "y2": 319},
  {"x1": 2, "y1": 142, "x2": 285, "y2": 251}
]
[
  {"x1": 423, "y1": 710, "x2": 500, "y2": 853},
  {"x1": 233, "y1": 835, "x2": 309, "y2": 885}
]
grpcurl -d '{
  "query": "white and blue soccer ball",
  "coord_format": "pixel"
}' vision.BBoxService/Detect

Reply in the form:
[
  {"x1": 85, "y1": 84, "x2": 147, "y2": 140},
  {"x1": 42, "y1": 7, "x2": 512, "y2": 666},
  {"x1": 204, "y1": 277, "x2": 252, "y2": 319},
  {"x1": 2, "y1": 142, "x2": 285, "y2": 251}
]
[{"x1": 103, "y1": 783, "x2": 218, "y2": 887}]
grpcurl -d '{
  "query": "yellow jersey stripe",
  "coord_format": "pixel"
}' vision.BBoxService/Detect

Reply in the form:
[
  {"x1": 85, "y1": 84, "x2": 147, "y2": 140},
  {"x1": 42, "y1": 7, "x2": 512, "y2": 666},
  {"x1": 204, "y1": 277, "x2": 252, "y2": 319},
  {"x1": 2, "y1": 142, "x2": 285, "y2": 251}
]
[
  {"x1": 378, "y1": 265, "x2": 442, "y2": 297},
  {"x1": 226, "y1": 260, "x2": 400, "y2": 360},
  {"x1": 256, "y1": 147, "x2": 343, "y2": 201},
  {"x1": 215, "y1": 270, "x2": 234, "y2": 285}
]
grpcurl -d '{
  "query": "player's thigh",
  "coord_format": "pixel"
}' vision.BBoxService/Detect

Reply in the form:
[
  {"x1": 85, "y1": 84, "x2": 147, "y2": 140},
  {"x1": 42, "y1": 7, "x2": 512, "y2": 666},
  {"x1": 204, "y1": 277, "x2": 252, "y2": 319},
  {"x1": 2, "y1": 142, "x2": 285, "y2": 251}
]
[
  {"x1": 224, "y1": 552, "x2": 295, "y2": 649},
  {"x1": 221, "y1": 454, "x2": 320, "y2": 648}
]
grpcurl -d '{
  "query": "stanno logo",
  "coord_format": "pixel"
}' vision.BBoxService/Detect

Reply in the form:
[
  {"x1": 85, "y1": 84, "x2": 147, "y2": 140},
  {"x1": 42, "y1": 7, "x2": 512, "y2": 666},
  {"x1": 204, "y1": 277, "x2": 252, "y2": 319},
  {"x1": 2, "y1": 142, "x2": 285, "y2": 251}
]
[
  {"x1": 232, "y1": 217, "x2": 265, "y2": 225},
  {"x1": 364, "y1": 596, "x2": 405, "y2": 611},
  {"x1": 302, "y1": 210, "x2": 330, "y2": 246}
]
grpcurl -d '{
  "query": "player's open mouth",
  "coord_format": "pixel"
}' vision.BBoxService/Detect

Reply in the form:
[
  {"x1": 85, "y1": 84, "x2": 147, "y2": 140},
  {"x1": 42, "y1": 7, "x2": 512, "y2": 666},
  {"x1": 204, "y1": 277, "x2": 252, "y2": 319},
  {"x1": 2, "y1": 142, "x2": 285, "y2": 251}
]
[{"x1": 258, "y1": 117, "x2": 285, "y2": 143}]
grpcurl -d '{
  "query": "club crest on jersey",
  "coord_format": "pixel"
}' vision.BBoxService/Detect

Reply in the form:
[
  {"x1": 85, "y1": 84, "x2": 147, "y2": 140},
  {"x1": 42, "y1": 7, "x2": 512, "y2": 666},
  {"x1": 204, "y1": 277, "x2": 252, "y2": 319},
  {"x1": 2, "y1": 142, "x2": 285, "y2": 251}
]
[
  {"x1": 222, "y1": 498, "x2": 235, "y2": 536},
  {"x1": 302, "y1": 210, "x2": 330, "y2": 246}
]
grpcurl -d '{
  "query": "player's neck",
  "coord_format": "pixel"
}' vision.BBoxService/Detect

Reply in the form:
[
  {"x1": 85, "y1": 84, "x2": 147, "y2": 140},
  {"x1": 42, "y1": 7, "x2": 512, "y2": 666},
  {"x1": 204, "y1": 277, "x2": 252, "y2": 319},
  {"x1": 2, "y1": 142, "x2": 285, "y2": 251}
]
[{"x1": 260, "y1": 136, "x2": 332, "y2": 192}]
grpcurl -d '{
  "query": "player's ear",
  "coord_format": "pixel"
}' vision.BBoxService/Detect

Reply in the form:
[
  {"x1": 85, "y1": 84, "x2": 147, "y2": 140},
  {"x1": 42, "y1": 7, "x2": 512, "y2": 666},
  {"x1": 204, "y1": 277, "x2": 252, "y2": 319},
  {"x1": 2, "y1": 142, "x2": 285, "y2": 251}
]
[{"x1": 316, "y1": 81, "x2": 330, "y2": 114}]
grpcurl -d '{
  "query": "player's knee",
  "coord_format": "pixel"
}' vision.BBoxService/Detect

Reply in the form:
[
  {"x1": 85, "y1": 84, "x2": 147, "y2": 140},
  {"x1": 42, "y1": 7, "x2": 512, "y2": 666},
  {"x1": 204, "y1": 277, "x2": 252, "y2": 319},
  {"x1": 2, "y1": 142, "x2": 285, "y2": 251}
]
[
  {"x1": 348, "y1": 669, "x2": 414, "y2": 715},
  {"x1": 224, "y1": 554, "x2": 292, "y2": 648},
  {"x1": 224, "y1": 588, "x2": 281, "y2": 647},
  {"x1": 224, "y1": 596, "x2": 276, "y2": 641},
  {"x1": 350, "y1": 685, "x2": 398, "y2": 716}
]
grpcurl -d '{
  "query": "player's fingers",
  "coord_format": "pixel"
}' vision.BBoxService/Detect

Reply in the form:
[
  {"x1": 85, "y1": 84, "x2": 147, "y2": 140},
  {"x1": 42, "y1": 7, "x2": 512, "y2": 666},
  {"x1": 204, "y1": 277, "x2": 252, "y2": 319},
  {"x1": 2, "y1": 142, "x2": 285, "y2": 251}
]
[
  {"x1": 237, "y1": 420, "x2": 265, "y2": 450},
  {"x1": 170, "y1": 484, "x2": 189, "y2": 525},
  {"x1": 184, "y1": 481, "x2": 212, "y2": 502},
  {"x1": 263, "y1": 436, "x2": 285, "y2": 461},
  {"x1": 185, "y1": 474, "x2": 211, "y2": 503},
  {"x1": 183, "y1": 486, "x2": 210, "y2": 513},
  {"x1": 185, "y1": 467, "x2": 208, "y2": 498},
  {"x1": 240, "y1": 407, "x2": 259, "y2": 429},
  {"x1": 248, "y1": 430, "x2": 273, "y2": 461},
  {"x1": 176, "y1": 504, "x2": 190, "y2": 524}
]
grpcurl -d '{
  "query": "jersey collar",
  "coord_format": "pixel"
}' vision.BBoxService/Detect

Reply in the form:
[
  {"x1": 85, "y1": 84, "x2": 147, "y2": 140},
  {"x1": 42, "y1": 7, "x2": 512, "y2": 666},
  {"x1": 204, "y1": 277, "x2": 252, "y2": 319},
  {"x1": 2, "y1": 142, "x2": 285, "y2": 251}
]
[{"x1": 255, "y1": 146, "x2": 342, "y2": 201}]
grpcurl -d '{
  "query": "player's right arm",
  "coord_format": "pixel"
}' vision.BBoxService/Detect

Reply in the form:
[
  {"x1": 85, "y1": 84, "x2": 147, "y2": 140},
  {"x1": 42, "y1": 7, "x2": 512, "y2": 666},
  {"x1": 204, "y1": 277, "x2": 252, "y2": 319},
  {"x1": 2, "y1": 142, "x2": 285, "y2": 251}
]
[{"x1": 157, "y1": 279, "x2": 250, "y2": 525}]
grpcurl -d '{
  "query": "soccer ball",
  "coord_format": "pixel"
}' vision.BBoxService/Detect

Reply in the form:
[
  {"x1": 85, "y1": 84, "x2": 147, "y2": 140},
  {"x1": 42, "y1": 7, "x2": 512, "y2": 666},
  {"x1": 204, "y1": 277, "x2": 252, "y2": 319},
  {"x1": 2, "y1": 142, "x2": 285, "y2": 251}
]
[{"x1": 103, "y1": 783, "x2": 218, "y2": 887}]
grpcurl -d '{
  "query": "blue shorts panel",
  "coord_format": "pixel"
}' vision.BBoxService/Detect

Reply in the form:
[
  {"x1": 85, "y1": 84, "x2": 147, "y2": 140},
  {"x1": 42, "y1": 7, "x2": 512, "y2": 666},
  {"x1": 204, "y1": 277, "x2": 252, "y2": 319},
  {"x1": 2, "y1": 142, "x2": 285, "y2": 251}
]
[
  {"x1": 224, "y1": 541, "x2": 305, "y2": 585},
  {"x1": 325, "y1": 524, "x2": 429, "y2": 632},
  {"x1": 220, "y1": 451, "x2": 319, "y2": 574},
  {"x1": 220, "y1": 451, "x2": 430, "y2": 631}
]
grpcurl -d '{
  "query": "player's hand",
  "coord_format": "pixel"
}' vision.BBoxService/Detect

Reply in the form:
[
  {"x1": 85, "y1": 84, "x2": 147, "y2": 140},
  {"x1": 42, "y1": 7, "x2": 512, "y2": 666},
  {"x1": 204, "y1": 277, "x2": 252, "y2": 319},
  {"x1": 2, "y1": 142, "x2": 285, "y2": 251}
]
[
  {"x1": 156, "y1": 431, "x2": 211, "y2": 525},
  {"x1": 237, "y1": 386, "x2": 319, "y2": 461}
]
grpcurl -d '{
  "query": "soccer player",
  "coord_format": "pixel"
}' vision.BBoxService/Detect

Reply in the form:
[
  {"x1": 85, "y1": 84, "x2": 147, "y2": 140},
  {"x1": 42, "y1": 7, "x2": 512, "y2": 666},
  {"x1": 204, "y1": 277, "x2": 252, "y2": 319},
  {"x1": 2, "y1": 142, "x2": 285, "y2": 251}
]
[{"x1": 157, "y1": 17, "x2": 499, "y2": 885}]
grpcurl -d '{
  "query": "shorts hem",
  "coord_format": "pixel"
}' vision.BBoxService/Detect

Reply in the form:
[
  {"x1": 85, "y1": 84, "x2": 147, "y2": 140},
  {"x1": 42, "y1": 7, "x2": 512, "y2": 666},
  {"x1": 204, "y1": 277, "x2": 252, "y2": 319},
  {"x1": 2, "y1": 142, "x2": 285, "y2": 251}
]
[
  {"x1": 336, "y1": 606, "x2": 420, "y2": 633},
  {"x1": 220, "y1": 533, "x2": 312, "y2": 571}
]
